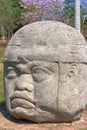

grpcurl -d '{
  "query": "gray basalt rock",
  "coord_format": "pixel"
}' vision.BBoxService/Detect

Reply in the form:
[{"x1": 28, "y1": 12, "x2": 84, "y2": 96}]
[{"x1": 3, "y1": 21, "x2": 87, "y2": 123}]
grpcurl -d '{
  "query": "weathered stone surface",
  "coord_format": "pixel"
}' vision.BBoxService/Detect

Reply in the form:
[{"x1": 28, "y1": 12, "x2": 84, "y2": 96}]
[{"x1": 3, "y1": 21, "x2": 87, "y2": 123}]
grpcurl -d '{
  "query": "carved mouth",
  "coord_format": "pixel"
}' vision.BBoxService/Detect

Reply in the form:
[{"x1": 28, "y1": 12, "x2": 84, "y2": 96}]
[{"x1": 10, "y1": 91, "x2": 36, "y2": 109}]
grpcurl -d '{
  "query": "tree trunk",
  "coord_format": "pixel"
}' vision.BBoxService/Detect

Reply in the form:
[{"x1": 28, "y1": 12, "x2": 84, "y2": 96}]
[
  {"x1": 1, "y1": 25, "x2": 5, "y2": 40},
  {"x1": 74, "y1": 0, "x2": 81, "y2": 32},
  {"x1": 7, "y1": 30, "x2": 11, "y2": 40}
]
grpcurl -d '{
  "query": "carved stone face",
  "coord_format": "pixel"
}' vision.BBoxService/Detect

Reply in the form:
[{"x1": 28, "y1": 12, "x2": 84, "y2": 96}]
[
  {"x1": 4, "y1": 60, "x2": 58, "y2": 122},
  {"x1": 3, "y1": 21, "x2": 87, "y2": 122}
]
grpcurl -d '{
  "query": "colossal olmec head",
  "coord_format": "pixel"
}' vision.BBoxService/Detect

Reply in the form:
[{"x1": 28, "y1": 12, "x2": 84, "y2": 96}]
[{"x1": 3, "y1": 21, "x2": 87, "y2": 123}]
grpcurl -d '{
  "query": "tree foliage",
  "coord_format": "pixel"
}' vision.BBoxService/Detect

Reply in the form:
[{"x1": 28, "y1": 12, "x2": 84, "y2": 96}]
[
  {"x1": 0, "y1": 0, "x2": 13, "y2": 38},
  {"x1": 81, "y1": 0, "x2": 87, "y2": 9},
  {"x1": 20, "y1": 0, "x2": 65, "y2": 24},
  {"x1": 60, "y1": 0, "x2": 87, "y2": 27},
  {"x1": 0, "y1": 0, "x2": 22, "y2": 39},
  {"x1": 0, "y1": 0, "x2": 87, "y2": 39},
  {"x1": 11, "y1": 0, "x2": 23, "y2": 31},
  {"x1": 60, "y1": 0, "x2": 74, "y2": 26}
]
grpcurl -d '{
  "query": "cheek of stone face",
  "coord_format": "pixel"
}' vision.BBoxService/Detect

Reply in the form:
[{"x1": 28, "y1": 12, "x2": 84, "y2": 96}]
[
  {"x1": 34, "y1": 77, "x2": 58, "y2": 112},
  {"x1": 4, "y1": 68, "x2": 17, "y2": 109},
  {"x1": 4, "y1": 80, "x2": 16, "y2": 112},
  {"x1": 32, "y1": 63, "x2": 59, "y2": 113}
]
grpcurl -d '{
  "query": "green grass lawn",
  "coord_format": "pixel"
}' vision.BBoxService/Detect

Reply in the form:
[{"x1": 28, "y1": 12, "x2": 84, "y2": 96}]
[
  {"x1": 0, "y1": 49, "x2": 5, "y2": 104},
  {"x1": 81, "y1": 128, "x2": 87, "y2": 130}
]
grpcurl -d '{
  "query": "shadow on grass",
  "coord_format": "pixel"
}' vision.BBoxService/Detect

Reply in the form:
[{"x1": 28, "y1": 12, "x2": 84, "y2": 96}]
[{"x1": 0, "y1": 101, "x2": 38, "y2": 125}]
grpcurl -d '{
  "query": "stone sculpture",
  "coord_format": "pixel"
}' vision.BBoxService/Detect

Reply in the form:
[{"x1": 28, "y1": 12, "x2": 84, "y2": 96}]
[{"x1": 3, "y1": 21, "x2": 87, "y2": 123}]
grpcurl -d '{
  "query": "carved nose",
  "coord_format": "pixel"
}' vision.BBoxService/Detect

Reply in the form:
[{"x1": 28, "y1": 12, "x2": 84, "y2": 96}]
[
  {"x1": 14, "y1": 82, "x2": 34, "y2": 92},
  {"x1": 14, "y1": 75, "x2": 34, "y2": 92}
]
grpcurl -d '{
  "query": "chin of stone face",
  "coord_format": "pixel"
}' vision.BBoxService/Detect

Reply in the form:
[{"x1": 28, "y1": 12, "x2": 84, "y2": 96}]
[{"x1": 3, "y1": 21, "x2": 87, "y2": 123}]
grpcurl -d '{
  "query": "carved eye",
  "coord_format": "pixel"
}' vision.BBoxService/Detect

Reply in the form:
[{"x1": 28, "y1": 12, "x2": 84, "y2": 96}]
[
  {"x1": 7, "y1": 67, "x2": 17, "y2": 79},
  {"x1": 32, "y1": 66, "x2": 53, "y2": 82}
]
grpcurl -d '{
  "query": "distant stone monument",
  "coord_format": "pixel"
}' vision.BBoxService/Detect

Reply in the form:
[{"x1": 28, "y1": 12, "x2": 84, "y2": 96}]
[{"x1": 3, "y1": 21, "x2": 87, "y2": 123}]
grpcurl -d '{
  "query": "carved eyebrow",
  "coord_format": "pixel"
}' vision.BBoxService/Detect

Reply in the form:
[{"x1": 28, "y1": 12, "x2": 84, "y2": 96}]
[
  {"x1": 18, "y1": 55, "x2": 56, "y2": 64},
  {"x1": 18, "y1": 56, "x2": 30, "y2": 64}
]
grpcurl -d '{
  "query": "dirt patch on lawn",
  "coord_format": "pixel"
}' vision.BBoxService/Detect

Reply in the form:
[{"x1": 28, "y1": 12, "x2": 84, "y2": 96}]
[{"x1": 0, "y1": 103, "x2": 87, "y2": 130}]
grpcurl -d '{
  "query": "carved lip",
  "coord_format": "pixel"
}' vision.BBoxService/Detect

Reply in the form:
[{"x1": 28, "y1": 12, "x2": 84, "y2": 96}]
[{"x1": 10, "y1": 91, "x2": 36, "y2": 108}]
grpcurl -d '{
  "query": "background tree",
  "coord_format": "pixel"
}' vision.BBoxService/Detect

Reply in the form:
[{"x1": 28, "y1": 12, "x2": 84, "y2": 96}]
[
  {"x1": 60, "y1": 0, "x2": 74, "y2": 26},
  {"x1": 81, "y1": 0, "x2": 87, "y2": 8},
  {"x1": 60, "y1": 0, "x2": 87, "y2": 28},
  {"x1": 11, "y1": 0, "x2": 23, "y2": 32},
  {"x1": 20, "y1": 0, "x2": 65, "y2": 25},
  {"x1": 0, "y1": 0, "x2": 13, "y2": 39},
  {"x1": 0, "y1": 0, "x2": 22, "y2": 39},
  {"x1": 0, "y1": 0, "x2": 87, "y2": 39}
]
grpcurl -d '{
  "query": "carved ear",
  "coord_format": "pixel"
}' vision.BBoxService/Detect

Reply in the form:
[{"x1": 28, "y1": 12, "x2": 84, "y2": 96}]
[{"x1": 68, "y1": 63, "x2": 78, "y2": 77}]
